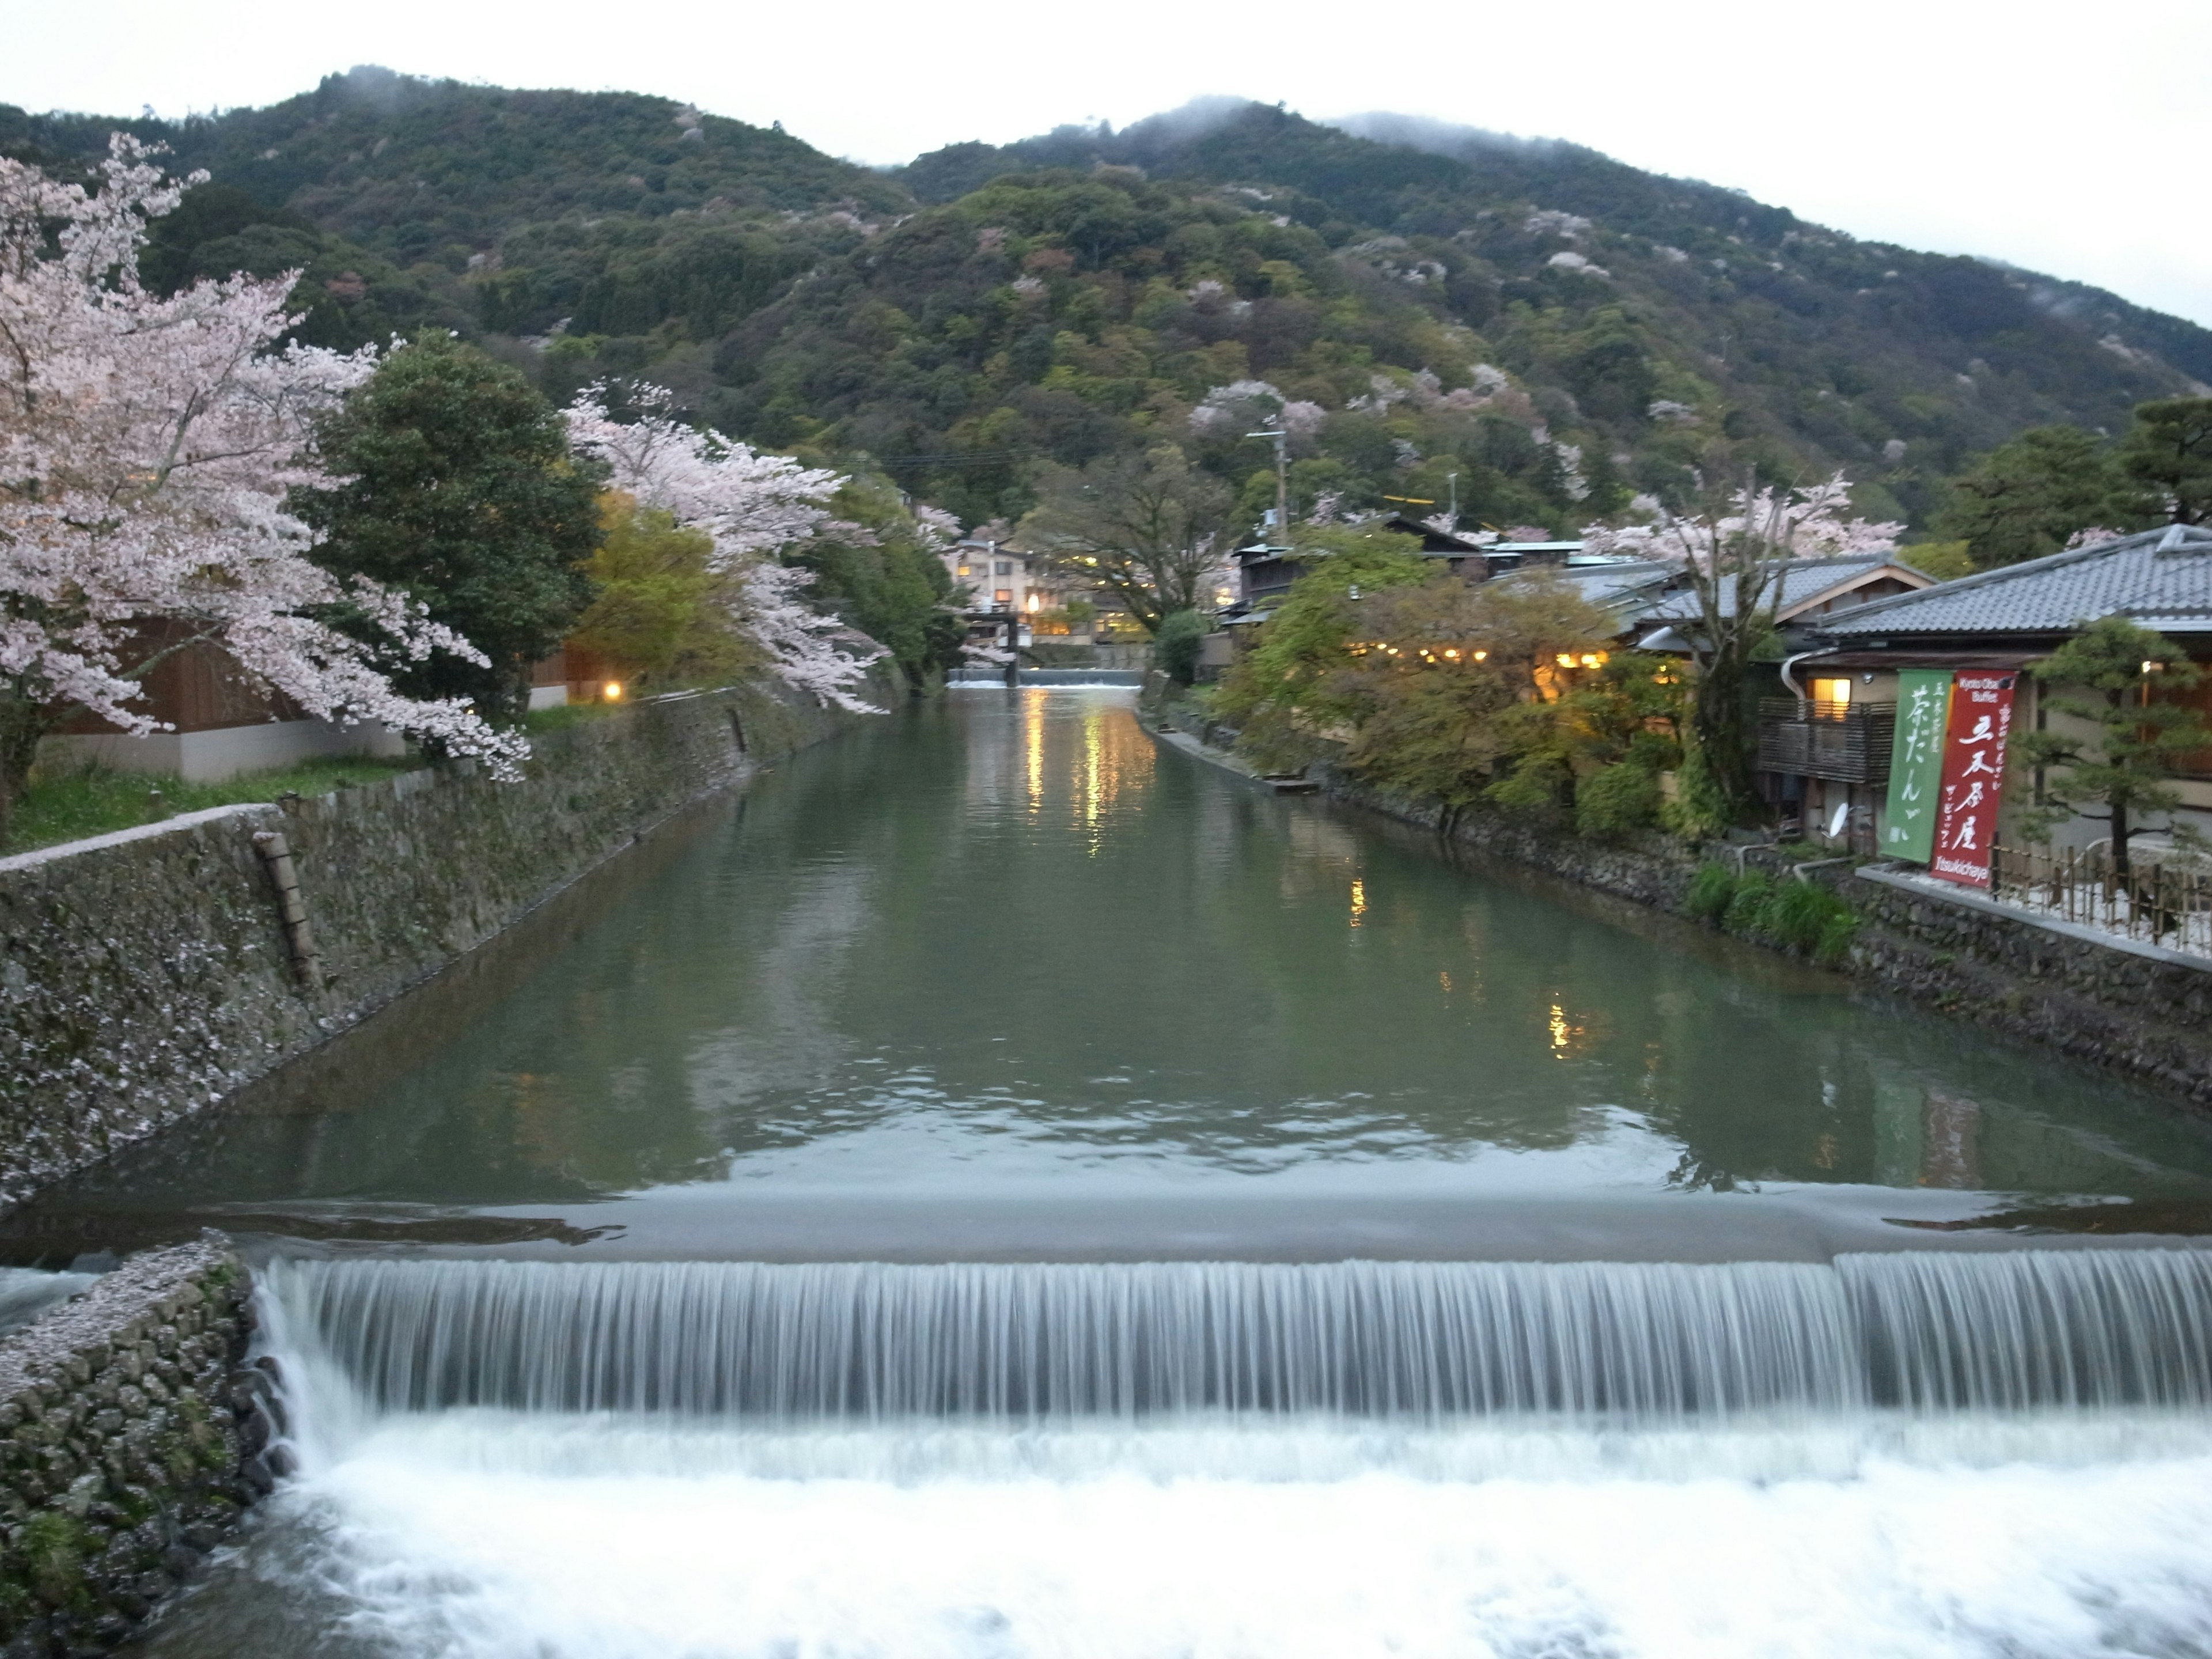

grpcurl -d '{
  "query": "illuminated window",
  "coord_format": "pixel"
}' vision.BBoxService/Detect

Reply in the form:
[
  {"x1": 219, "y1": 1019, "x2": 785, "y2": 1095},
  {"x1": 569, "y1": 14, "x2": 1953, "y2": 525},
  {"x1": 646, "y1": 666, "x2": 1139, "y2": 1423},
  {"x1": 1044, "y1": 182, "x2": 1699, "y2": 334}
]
[
  {"x1": 1810, "y1": 676, "x2": 1852, "y2": 715},
  {"x1": 995, "y1": 589, "x2": 1012, "y2": 603}
]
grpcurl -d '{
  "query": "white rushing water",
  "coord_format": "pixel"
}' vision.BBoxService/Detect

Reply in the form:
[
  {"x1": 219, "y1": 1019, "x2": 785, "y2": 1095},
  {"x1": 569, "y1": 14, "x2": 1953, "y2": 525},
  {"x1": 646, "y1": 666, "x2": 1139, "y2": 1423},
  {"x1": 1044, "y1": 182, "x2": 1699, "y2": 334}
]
[
  {"x1": 0, "y1": 1266, "x2": 97, "y2": 1334},
  {"x1": 143, "y1": 1252, "x2": 2212, "y2": 1659}
]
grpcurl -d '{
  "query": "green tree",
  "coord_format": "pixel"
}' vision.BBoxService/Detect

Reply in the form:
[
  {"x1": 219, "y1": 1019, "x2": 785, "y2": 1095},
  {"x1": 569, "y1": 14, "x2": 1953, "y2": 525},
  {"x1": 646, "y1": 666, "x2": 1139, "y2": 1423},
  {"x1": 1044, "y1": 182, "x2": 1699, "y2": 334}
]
[
  {"x1": 1153, "y1": 609, "x2": 1209, "y2": 685},
  {"x1": 794, "y1": 470, "x2": 967, "y2": 684},
  {"x1": 2119, "y1": 397, "x2": 2212, "y2": 526},
  {"x1": 1898, "y1": 540, "x2": 1975, "y2": 582},
  {"x1": 300, "y1": 335, "x2": 602, "y2": 725},
  {"x1": 2014, "y1": 616, "x2": 2212, "y2": 878},
  {"x1": 1213, "y1": 529, "x2": 1430, "y2": 718},
  {"x1": 1019, "y1": 446, "x2": 1234, "y2": 634},
  {"x1": 1933, "y1": 426, "x2": 2148, "y2": 569},
  {"x1": 568, "y1": 494, "x2": 748, "y2": 691}
]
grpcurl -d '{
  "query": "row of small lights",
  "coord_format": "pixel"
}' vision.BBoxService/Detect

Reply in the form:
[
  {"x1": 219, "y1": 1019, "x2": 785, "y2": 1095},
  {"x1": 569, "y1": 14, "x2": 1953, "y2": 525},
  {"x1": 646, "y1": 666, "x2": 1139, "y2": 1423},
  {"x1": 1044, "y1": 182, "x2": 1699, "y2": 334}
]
[{"x1": 1343, "y1": 646, "x2": 1612, "y2": 670}]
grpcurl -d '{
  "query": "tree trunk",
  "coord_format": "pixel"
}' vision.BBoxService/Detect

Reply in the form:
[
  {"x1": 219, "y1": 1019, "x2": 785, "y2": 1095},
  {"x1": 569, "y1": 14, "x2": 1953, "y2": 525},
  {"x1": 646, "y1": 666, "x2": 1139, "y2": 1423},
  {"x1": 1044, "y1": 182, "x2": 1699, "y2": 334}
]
[
  {"x1": 2112, "y1": 798, "x2": 2132, "y2": 882},
  {"x1": 0, "y1": 695, "x2": 52, "y2": 847},
  {"x1": 1692, "y1": 644, "x2": 1758, "y2": 821}
]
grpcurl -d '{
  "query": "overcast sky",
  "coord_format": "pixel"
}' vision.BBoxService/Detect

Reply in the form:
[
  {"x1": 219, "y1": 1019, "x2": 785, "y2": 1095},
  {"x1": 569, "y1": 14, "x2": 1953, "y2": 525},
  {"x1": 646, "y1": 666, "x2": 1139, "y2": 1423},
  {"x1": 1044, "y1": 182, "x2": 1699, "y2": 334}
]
[{"x1": 5, "y1": 0, "x2": 2207, "y2": 331}]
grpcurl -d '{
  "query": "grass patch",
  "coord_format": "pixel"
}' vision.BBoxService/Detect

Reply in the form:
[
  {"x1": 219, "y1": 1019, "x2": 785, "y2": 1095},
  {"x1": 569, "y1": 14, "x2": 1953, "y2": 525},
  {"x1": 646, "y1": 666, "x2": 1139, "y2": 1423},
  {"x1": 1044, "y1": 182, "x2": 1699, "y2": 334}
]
[
  {"x1": 1682, "y1": 860, "x2": 1859, "y2": 965},
  {"x1": 6, "y1": 753, "x2": 423, "y2": 855},
  {"x1": 524, "y1": 700, "x2": 626, "y2": 734}
]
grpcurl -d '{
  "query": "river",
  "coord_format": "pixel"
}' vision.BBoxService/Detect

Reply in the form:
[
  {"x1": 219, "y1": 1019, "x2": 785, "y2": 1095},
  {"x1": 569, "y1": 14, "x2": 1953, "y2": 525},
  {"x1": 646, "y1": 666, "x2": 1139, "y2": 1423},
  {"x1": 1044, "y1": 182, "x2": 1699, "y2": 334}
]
[{"x1": 21, "y1": 688, "x2": 2212, "y2": 1657}]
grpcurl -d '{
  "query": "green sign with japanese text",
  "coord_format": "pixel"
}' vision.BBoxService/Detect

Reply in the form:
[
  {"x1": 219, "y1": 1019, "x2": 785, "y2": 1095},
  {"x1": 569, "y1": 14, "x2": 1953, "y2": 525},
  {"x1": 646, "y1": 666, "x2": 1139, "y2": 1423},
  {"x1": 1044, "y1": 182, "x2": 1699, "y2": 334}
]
[{"x1": 1881, "y1": 670, "x2": 1952, "y2": 862}]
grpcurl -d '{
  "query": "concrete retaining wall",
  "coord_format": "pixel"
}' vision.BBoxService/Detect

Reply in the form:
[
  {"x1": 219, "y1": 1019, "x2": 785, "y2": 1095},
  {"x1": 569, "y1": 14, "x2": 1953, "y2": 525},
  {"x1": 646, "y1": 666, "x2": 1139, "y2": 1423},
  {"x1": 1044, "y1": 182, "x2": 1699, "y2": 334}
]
[
  {"x1": 0, "y1": 680, "x2": 869, "y2": 1210},
  {"x1": 0, "y1": 1239, "x2": 253, "y2": 1655}
]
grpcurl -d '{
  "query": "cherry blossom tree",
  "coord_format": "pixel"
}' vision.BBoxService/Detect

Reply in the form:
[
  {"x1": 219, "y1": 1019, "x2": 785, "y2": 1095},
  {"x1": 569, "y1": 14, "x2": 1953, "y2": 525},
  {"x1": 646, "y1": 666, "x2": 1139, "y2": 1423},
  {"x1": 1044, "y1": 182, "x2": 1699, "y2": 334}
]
[
  {"x1": 1581, "y1": 474, "x2": 1902, "y2": 820},
  {"x1": 562, "y1": 387, "x2": 885, "y2": 711},
  {"x1": 0, "y1": 136, "x2": 527, "y2": 835}
]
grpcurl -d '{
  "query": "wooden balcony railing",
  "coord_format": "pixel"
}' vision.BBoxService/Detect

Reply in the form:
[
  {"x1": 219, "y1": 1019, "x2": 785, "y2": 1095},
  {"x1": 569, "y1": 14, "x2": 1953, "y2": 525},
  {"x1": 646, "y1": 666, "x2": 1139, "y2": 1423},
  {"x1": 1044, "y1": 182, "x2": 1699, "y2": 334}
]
[{"x1": 1755, "y1": 699, "x2": 1895, "y2": 785}]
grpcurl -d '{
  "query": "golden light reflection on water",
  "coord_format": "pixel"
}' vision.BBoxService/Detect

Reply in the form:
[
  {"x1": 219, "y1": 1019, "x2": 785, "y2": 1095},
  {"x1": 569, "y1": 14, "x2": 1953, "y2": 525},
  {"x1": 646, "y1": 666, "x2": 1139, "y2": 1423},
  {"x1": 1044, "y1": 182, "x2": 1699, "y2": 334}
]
[
  {"x1": 1547, "y1": 1001, "x2": 1589, "y2": 1059},
  {"x1": 1349, "y1": 879, "x2": 1367, "y2": 927},
  {"x1": 978, "y1": 691, "x2": 1156, "y2": 836},
  {"x1": 1025, "y1": 697, "x2": 1044, "y2": 817}
]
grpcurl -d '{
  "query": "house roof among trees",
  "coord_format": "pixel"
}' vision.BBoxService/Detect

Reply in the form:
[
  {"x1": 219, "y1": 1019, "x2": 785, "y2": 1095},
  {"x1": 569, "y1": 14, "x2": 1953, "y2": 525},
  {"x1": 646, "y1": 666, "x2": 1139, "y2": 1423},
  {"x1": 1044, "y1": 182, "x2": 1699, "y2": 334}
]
[
  {"x1": 1819, "y1": 524, "x2": 2212, "y2": 638},
  {"x1": 1645, "y1": 555, "x2": 1921, "y2": 623}
]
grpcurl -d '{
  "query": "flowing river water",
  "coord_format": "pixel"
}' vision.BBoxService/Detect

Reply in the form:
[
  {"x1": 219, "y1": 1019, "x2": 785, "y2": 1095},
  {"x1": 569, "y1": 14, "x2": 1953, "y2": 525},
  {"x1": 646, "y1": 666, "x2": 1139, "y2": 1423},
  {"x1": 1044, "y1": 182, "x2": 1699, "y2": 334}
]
[{"x1": 17, "y1": 688, "x2": 2212, "y2": 1657}]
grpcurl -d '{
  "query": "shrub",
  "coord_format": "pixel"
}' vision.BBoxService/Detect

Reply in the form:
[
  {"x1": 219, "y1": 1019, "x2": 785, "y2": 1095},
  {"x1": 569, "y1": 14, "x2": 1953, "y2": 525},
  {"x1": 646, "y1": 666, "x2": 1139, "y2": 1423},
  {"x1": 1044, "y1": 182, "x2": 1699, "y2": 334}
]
[
  {"x1": 1575, "y1": 761, "x2": 1661, "y2": 839},
  {"x1": 1760, "y1": 878, "x2": 1845, "y2": 954},
  {"x1": 1660, "y1": 737, "x2": 1731, "y2": 841},
  {"x1": 1685, "y1": 862, "x2": 1736, "y2": 922},
  {"x1": 1153, "y1": 609, "x2": 1210, "y2": 685},
  {"x1": 1815, "y1": 908, "x2": 1860, "y2": 965},
  {"x1": 1688, "y1": 862, "x2": 1861, "y2": 963},
  {"x1": 1722, "y1": 873, "x2": 1777, "y2": 935}
]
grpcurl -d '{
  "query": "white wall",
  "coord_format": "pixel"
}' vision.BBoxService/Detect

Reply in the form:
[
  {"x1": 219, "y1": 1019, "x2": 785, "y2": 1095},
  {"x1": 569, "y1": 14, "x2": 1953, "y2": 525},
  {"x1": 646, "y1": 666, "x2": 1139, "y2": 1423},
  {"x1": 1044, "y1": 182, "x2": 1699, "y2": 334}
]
[{"x1": 40, "y1": 719, "x2": 407, "y2": 782}]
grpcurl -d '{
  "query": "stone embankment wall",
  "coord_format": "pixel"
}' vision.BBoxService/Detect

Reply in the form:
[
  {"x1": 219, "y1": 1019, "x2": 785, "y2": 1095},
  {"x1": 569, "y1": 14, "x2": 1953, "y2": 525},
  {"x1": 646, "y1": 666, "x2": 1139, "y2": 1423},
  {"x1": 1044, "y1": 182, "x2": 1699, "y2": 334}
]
[
  {"x1": 1843, "y1": 869, "x2": 2212, "y2": 1102},
  {"x1": 0, "y1": 1238, "x2": 255, "y2": 1656},
  {"x1": 0, "y1": 680, "x2": 869, "y2": 1209},
  {"x1": 1149, "y1": 689, "x2": 2212, "y2": 1102}
]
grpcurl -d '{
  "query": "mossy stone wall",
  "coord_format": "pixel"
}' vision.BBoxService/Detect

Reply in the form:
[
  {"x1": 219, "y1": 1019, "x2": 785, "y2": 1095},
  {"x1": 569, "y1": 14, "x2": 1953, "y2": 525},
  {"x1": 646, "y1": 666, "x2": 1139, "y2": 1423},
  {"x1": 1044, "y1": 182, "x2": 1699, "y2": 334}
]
[{"x1": 0, "y1": 1239, "x2": 253, "y2": 1656}]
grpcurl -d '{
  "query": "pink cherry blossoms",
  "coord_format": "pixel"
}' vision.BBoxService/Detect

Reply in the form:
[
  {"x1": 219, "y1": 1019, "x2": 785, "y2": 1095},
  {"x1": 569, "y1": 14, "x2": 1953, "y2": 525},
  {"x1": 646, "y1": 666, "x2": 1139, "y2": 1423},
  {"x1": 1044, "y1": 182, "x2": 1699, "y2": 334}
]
[
  {"x1": 562, "y1": 387, "x2": 887, "y2": 713},
  {"x1": 1580, "y1": 475, "x2": 1902, "y2": 567},
  {"x1": 0, "y1": 137, "x2": 531, "y2": 796}
]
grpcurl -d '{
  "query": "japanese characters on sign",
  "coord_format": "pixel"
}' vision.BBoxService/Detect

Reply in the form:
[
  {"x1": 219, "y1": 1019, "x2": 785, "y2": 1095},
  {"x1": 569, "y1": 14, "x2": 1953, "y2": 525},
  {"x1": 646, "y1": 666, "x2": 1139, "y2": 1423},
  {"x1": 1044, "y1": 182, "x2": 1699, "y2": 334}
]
[
  {"x1": 1929, "y1": 673, "x2": 2016, "y2": 887},
  {"x1": 1880, "y1": 670, "x2": 1952, "y2": 863}
]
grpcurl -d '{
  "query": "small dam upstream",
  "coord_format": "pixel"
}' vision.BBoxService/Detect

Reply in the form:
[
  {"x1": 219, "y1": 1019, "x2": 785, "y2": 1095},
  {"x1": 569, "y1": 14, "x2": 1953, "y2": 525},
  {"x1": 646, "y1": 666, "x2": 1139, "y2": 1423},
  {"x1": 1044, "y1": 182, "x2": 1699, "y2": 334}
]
[{"x1": 31, "y1": 691, "x2": 2212, "y2": 1656}]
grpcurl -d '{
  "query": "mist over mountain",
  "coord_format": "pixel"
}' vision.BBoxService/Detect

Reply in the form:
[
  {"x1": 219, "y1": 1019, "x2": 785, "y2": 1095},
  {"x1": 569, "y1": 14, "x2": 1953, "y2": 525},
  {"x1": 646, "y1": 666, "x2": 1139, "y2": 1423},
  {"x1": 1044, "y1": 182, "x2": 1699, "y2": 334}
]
[{"x1": 6, "y1": 69, "x2": 2205, "y2": 533}]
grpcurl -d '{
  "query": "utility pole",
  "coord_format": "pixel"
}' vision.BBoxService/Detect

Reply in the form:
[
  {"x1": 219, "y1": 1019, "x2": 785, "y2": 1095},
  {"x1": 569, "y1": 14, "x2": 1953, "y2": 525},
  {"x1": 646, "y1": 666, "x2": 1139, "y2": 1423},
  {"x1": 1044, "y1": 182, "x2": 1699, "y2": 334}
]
[{"x1": 1245, "y1": 425, "x2": 1288, "y2": 543}]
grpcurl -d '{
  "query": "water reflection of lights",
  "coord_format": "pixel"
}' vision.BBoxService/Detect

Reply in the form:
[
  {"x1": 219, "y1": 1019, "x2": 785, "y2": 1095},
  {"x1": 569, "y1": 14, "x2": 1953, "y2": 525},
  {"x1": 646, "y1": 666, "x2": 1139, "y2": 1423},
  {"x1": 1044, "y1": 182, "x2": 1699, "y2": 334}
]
[
  {"x1": 993, "y1": 691, "x2": 1154, "y2": 838},
  {"x1": 1349, "y1": 880, "x2": 1367, "y2": 927},
  {"x1": 1548, "y1": 1002, "x2": 1587, "y2": 1058},
  {"x1": 1082, "y1": 703, "x2": 1104, "y2": 856},
  {"x1": 1024, "y1": 694, "x2": 1044, "y2": 816}
]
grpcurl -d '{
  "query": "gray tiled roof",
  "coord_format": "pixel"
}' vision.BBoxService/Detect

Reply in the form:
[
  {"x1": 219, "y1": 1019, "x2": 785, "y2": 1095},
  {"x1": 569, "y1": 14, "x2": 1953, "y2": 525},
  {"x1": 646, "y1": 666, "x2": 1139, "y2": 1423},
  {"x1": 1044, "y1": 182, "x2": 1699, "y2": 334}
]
[
  {"x1": 1820, "y1": 524, "x2": 2212, "y2": 637},
  {"x1": 1552, "y1": 560, "x2": 1678, "y2": 601},
  {"x1": 1645, "y1": 555, "x2": 1907, "y2": 622}
]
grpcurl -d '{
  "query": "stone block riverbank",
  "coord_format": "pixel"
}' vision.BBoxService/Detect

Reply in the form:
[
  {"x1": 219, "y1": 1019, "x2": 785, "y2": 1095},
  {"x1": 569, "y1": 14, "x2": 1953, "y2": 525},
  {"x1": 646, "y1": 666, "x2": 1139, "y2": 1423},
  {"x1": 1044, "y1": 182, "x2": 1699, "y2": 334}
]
[
  {"x1": 0, "y1": 1239, "x2": 253, "y2": 1656},
  {"x1": 0, "y1": 680, "x2": 876, "y2": 1211}
]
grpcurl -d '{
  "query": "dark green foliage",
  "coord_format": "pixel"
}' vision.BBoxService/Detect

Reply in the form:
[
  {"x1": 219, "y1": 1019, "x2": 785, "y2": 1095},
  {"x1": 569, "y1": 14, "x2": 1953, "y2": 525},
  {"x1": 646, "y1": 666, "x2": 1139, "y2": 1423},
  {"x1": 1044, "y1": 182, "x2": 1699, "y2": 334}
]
[
  {"x1": 1685, "y1": 861, "x2": 1736, "y2": 921},
  {"x1": 297, "y1": 335, "x2": 602, "y2": 726},
  {"x1": 1933, "y1": 426, "x2": 2151, "y2": 567},
  {"x1": 1574, "y1": 760, "x2": 1662, "y2": 839},
  {"x1": 2016, "y1": 616, "x2": 2212, "y2": 876},
  {"x1": 1154, "y1": 609, "x2": 1209, "y2": 684},
  {"x1": 137, "y1": 182, "x2": 469, "y2": 351},
  {"x1": 1759, "y1": 880, "x2": 1852, "y2": 959},
  {"x1": 1722, "y1": 873, "x2": 1777, "y2": 935},
  {"x1": 1683, "y1": 861, "x2": 1857, "y2": 963},
  {"x1": 8, "y1": 77, "x2": 2203, "y2": 539},
  {"x1": 2119, "y1": 397, "x2": 2212, "y2": 525},
  {"x1": 796, "y1": 483, "x2": 968, "y2": 687}
]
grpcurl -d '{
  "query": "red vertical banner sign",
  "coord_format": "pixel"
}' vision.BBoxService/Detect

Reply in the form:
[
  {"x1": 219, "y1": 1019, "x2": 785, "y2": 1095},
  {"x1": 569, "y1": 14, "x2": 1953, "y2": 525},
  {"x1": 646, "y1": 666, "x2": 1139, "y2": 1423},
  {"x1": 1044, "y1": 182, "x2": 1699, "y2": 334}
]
[{"x1": 1929, "y1": 672, "x2": 2017, "y2": 887}]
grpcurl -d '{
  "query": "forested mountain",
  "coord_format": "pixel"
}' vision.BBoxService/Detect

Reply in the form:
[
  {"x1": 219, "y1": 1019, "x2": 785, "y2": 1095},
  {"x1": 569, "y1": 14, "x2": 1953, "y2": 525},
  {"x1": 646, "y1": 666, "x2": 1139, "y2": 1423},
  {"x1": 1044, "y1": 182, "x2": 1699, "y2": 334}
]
[{"x1": 6, "y1": 70, "x2": 2206, "y2": 537}]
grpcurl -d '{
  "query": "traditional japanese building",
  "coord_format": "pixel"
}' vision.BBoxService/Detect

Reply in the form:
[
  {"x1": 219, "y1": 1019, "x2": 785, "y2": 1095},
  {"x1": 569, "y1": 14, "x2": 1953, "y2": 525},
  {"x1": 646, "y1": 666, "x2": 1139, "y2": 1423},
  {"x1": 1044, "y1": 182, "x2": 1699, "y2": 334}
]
[{"x1": 1794, "y1": 524, "x2": 2212, "y2": 857}]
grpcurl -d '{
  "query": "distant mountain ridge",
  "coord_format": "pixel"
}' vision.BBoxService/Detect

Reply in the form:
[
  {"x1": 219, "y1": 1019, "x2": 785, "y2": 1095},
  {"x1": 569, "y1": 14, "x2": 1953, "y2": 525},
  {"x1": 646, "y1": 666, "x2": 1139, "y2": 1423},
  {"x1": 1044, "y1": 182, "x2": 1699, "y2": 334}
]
[{"x1": 4, "y1": 71, "x2": 2205, "y2": 533}]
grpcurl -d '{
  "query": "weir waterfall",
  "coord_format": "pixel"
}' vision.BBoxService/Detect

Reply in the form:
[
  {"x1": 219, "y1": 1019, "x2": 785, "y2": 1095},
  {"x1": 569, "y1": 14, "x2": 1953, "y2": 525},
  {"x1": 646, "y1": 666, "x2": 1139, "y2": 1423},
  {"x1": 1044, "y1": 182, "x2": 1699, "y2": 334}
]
[{"x1": 24, "y1": 690, "x2": 2212, "y2": 1657}]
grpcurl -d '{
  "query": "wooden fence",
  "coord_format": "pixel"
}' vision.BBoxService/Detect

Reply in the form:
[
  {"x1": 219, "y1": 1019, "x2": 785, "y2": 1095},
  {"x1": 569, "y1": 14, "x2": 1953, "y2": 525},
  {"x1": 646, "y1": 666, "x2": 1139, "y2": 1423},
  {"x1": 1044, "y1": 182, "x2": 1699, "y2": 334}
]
[{"x1": 1989, "y1": 843, "x2": 2212, "y2": 955}]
